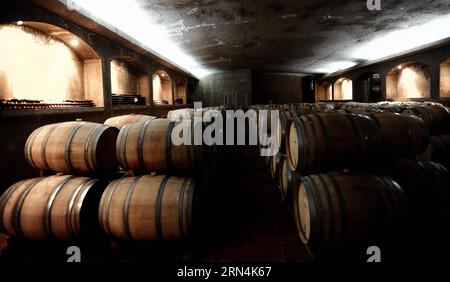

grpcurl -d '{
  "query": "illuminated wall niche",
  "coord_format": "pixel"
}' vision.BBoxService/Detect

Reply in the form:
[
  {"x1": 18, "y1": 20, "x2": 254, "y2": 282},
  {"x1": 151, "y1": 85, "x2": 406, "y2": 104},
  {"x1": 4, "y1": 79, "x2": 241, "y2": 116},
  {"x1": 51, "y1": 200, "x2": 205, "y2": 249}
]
[
  {"x1": 440, "y1": 58, "x2": 450, "y2": 98},
  {"x1": 316, "y1": 81, "x2": 333, "y2": 101},
  {"x1": 110, "y1": 57, "x2": 150, "y2": 105},
  {"x1": 333, "y1": 78, "x2": 353, "y2": 100},
  {"x1": 386, "y1": 62, "x2": 430, "y2": 100},
  {"x1": 0, "y1": 23, "x2": 103, "y2": 106},
  {"x1": 152, "y1": 70, "x2": 173, "y2": 105}
]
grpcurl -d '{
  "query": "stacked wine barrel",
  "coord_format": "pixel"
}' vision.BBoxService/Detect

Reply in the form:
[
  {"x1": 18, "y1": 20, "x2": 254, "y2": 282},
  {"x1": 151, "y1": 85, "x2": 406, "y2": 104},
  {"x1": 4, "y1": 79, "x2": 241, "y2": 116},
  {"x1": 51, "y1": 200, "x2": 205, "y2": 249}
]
[
  {"x1": 255, "y1": 102, "x2": 450, "y2": 258},
  {"x1": 1, "y1": 121, "x2": 119, "y2": 240},
  {"x1": 0, "y1": 113, "x2": 201, "y2": 242},
  {"x1": 108, "y1": 114, "x2": 202, "y2": 241}
]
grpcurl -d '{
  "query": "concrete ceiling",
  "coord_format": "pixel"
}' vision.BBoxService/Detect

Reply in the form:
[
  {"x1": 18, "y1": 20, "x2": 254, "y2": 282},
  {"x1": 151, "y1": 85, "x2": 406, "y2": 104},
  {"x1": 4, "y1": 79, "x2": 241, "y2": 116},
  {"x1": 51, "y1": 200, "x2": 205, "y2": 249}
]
[{"x1": 132, "y1": 0, "x2": 450, "y2": 75}]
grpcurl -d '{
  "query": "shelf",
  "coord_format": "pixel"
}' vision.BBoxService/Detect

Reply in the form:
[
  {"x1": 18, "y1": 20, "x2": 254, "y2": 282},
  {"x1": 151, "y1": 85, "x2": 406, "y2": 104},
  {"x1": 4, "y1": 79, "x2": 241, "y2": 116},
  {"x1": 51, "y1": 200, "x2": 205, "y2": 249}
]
[{"x1": 0, "y1": 107, "x2": 105, "y2": 118}]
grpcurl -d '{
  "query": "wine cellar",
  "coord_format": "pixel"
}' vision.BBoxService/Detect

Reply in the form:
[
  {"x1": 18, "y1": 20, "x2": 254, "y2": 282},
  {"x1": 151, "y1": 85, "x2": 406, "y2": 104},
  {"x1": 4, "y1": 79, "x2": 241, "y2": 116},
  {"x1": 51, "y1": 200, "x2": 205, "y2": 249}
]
[{"x1": 1, "y1": 0, "x2": 450, "y2": 269}]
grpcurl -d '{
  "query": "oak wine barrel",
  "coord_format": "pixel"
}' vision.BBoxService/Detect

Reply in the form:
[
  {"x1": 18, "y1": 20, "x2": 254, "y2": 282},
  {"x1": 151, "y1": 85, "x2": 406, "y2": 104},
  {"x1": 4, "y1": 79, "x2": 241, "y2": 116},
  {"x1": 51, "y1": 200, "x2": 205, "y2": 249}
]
[
  {"x1": 379, "y1": 159, "x2": 450, "y2": 215},
  {"x1": 294, "y1": 172, "x2": 405, "y2": 251},
  {"x1": 401, "y1": 105, "x2": 450, "y2": 135},
  {"x1": 24, "y1": 122, "x2": 119, "y2": 175},
  {"x1": 116, "y1": 119, "x2": 201, "y2": 175},
  {"x1": 104, "y1": 114, "x2": 156, "y2": 130},
  {"x1": 285, "y1": 112, "x2": 381, "y2": 174},
  {"x1": 0, "y1": 176, "x2": 106, "y2": 240},
  {"x1": 368, "y1": 112, "x2": 429, "y2": 157},
  {"x1": 98, "y1": 175, "x2": 196, "y2": 241}
]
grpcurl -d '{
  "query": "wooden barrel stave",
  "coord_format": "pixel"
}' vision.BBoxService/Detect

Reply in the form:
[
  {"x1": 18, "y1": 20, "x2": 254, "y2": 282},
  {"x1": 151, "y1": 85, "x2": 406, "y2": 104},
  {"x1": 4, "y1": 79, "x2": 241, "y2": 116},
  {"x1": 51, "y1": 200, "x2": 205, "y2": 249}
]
[
  {"x1": 0, "y1": 176, "x2": 106, "y2": 240},
  {"x1": 116, "y1": 119, "x2": 198, "y2": 174},
  {"x1": 294, "y1": 172, "x2": 405, "y2": 251},
  {"x1": 98, "y1": 175, "x2": 195, "y2": 241},
  {"x1": 24, "y1": 122, "x2": 119, "y2": 175}
]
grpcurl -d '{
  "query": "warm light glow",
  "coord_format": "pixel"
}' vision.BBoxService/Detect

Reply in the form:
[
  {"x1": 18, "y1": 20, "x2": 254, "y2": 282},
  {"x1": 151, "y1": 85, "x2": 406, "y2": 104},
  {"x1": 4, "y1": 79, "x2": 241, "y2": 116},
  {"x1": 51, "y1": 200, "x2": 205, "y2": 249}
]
[
  {"x1": 17, "y1": 21, "x2": 24, "y2": 26},
  {"x1": 0, "y1": 25, "x2": 83, "y2": 101},
  {"x1": 311, "y1": 61, "x2": 358, "y2": 74},
  {"x1": 387, "y1": 65, "x2": 430, "y2": 100},
  {"x1": 161, "y1": 73, "x2": 166, "y2": 77},
  {"x1": 334, "y1": 78, "x2": 353, "y2": 100},
  {"x1": 352, "y1": 15, "x2": 450, "y2": 61},
  {"x1": 62, "y1": 0, "x2": 213, "y2": 78},
  {"x1": 398, "y1": 65, "x2": 402, "y2": 70},
  {"x1": 153, "y1": 72, "x2": 173, "y2": 104},
  {"x1": 70, "y1": 39, "x2": 79, "y2": 47},
  {"x1": 440, "y1": 60, "x2": 450, "y2": 97}
]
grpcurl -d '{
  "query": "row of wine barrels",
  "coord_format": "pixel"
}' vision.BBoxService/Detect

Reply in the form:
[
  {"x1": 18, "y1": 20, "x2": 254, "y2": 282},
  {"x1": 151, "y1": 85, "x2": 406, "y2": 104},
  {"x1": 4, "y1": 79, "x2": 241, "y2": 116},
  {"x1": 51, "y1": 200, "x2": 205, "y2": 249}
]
[
  {"x1": 401, "y1": 105, "x2": 450, "y2": 135},
  {"x1": 378, "y1": 159, "x2": 450, "y2": 215},
  {"x1": 0, "y1": 176, "x2": 106, "y2": 240},
  {"x1": 429, "y1": 134, "x2": 450, "y2": 168},
  {"x1": 286, "y1": 112, "x2": 381, "y2": 174},
  {"x1": 116, "y1": 119, "x2": 201, "y2": 175},
  {"x1": 98, "y1": 175, "x2": 196, "y2": 241},
  {"x1": 293, "y1": 172, "x2": 405, "y2": 251},
  {"x1": 25, "y1": 122, "x2": 119, "y2": 175},
  {"x1": 104, "y1": 114, "x2": 156, "y2": 130},
  {"x1": 368, "y1": 112, "x2": 429, "y2": 157}
]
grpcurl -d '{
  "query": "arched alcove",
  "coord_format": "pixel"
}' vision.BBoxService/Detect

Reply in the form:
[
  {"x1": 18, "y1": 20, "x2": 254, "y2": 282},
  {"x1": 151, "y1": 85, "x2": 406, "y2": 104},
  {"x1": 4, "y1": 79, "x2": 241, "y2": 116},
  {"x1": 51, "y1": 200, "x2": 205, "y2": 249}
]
[
  {"x1": 0, "y1": 22, "x2": 103, "y2": 108},
  {"x1": 152, "y1": 70, "x2": 173, "y2": 105},
  {"x1": 110, "y1": 56, "x2": 149, "y2": 106},
  {"x1": 333, "y1": 78, "x2": 353, "y2": 100},
  {"x1": 355, "y1": 72, "x2": 382, "y2": 102},
  {"x1": 316, "y1": 81, "x2": 333, "y2": 101},
  {"x1": 386, "y1": 62, "x2": 430, "y2": 100},
  {"x1": 440, "y1": 58, "x2": 450, "y2": 98}
]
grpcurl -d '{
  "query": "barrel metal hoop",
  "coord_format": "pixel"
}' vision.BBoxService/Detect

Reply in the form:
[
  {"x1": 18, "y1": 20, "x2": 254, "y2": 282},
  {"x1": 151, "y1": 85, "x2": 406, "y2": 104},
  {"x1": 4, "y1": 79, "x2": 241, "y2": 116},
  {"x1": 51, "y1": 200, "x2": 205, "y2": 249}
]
[
  {"x1": 304, "y1": 115, "x2": 320, "y2": 174},
  {"x1": 372, "y1": 175, "x2": 394, "y2": 235},
  {"x1": 120, "y1": 124, "x2": 134, "y2": 171},
  {"x1": 90, "y1": 125, "x2": 110, "y2": 172},
  {"x1": 84, "y1": 125, "x2": 103, "y2": 174},
  {"x1": 299, "y1": 176, "x2": 317, "y2": 246},
  {"x1": 138, "y1": 120, "x2": 153, "y2": 170},
  {"x1": 326, "y1": 173, "x2": 348, "y2": 245},
  {"x1": 344, "y1": 114, "x2": 363, "y2": 157},
  {"x1": 103, "y1": 179, "x2": 124, "y2": 236},
  {"x1": 65, "y1": 123, "x2": 87, "y2": 174},
  {"x1": 178, "y1": 178, "x2": 190, "y2": 240},
  {"x1": 66, "y1": 179, "x2": 92, "y2": 238},
  {"x1": 44, "y1": 176, "x2": 76, "y2": 239},
  {"x1": 315, "y1": 173, "x2": 335, "y2": 249},
  {"x1": 0, "y1": 181, "x2": 25, "y2": 234},
  {"x1": 41, "y1": 124, "x2": 59, "y2": 171},
  {"x1": 166, "y1": 122, "x2": 176, "y2": 172},
  {"x1": 312, "y1": 114, "x2": 329, "y2": 170},
  {"x1": 185, "y1": 179, "x2": 195, "y2": 239},
  {"x1": 13, "y1": 177, "x2": 45, "y2": 238},
  {"x1": 71, "y1": 179, "x2": 98, "y2": 237},
  {"x1": 25, "y1": 126, "x2": 45, "y2": 169},
  {"x1": 156, "y1": 176, "x2": 171, "y2": 240},
  {"x1": 123, "y1": 176, "x2": 144, "y2": 240},
  {"x1": 295, "y1": 116, "x2": 307, "y2": 171}
]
